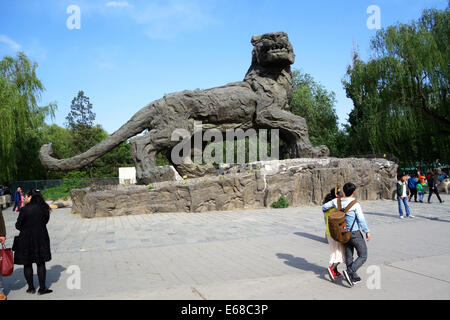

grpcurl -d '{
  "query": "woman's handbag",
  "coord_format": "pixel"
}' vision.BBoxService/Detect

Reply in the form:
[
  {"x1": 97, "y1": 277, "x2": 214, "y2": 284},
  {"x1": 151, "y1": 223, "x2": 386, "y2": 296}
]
[{"x1": 0, "y1": 243, "x2": 14, "y2": 276}]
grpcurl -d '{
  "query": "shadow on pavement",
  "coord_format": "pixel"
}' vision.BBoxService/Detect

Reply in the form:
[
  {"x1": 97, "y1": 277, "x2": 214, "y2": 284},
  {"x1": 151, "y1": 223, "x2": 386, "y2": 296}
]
[
  {"x1": 3, "y1": 264, "x2": 66, "y2": 295},
  {"x1": 365, "y1": 211, "x2": 450, "y2": 223},
  {"x1": 364, "y1": 211, "x2": 397, "y2": 219},
  {"x1": 276, "y1": 253, "x2": 349, "y2": 287},
  {"x1": 415, "y1": 216, "x2": 450, "y2": 223},
  {"x1": 294, "y1": 232, "x2": 327, "y2": 244}
]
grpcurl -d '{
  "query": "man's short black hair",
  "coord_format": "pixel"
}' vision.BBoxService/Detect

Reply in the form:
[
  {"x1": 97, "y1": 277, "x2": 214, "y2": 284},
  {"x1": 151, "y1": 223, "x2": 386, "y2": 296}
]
[{"x1": 343, "y1": 182, "x2": 357, "y2": 197}]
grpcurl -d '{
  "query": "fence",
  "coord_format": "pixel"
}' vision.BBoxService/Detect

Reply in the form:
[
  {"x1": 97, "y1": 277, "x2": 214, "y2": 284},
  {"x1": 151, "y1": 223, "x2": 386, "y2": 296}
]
[
  {"x1": 351, "y1": 153, "x2": 400, "y2": 164},
  {"x1": 10, "y1": 177, "x2": 119, "y2": 201}
]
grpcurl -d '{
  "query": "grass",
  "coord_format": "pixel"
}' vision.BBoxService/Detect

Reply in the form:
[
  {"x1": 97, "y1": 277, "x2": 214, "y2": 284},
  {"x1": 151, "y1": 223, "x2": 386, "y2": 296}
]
[
  {"x1": 270, "y1": 195, "x2": 290, "y2": 209},
  {"x1": 40, "y1": 178, "x2": 87, "y2": 201}
]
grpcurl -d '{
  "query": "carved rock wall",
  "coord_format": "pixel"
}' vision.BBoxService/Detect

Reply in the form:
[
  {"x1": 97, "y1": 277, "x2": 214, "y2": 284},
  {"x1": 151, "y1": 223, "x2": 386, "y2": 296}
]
[{"x1": 71, "y1": 158, "x2": 398, "y2": 218}]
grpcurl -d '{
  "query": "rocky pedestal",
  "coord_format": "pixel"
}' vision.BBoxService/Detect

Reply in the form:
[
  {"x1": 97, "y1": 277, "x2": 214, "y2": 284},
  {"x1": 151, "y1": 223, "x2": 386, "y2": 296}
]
[{"x1": 71, "y1": 157, "x2": 398, "y2": 218}]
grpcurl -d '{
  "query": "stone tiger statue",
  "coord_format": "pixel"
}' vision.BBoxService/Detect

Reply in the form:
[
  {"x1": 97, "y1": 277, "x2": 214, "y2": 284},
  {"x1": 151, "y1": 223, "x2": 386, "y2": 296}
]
[{"x1": 40, "y1": 32, "x2": 329, "y2": 184}]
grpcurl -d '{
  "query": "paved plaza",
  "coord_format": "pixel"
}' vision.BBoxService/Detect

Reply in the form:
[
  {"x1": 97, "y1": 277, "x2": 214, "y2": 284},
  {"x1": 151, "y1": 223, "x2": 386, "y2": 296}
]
[{"x1": 1, "y1": 195, "x2": 449, "y2": 300}]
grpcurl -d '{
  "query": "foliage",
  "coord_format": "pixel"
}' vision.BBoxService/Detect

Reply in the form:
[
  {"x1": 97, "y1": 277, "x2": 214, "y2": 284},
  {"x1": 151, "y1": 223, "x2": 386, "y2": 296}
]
[
  {"x1": 343, "y1": 8, "x2": 450, "y2": 164},
  {"x1": 0, "y1": 52, "x2": 56, "y2": 183},
  {"x1": 289, "y1": 70, "x2": 348, "y2": 157},
  {"x1": 57, "y1": 90, "x2": 134, "y2": 178},
  {"x1": 65, "y1": 90, "x2": 96, "y2": 153},
  {"x1": 40, "y1": 177, "x2": 86, "y2": 201},
  {"x1": 270, "y1": 195, "x2": 290, "y2": 209}
]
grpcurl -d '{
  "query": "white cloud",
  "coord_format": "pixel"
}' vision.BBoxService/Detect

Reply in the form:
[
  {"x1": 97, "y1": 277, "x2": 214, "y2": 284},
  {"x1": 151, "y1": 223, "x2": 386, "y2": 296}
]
[
  {"x1": 0, "y1": 34, "x2": 22, "y2": 51},
  {"x1": 106, "y1": 1, "x2": 133, "y2": 8},
  {"x1": 100, "y1": 0, "x2": 214, "y2": 40},
  {"x1": 132, "y1": 1, "x2": 214, "y2": 39}
]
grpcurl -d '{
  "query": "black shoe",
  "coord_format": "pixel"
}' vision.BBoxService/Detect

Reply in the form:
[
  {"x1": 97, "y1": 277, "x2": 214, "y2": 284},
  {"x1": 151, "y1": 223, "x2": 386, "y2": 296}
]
[
  {"x1": 26, "y1": 287, "x2": 36, "y2": 294},
  {"x1": 343, "y1": 270, "x2": 354, "y2": 287},
  {"x1": 352, "y1": 274, "x2": 362, "y2": 284},
  {"x1": 37, "y1": 288, "x2": 53, "y2": 295}
]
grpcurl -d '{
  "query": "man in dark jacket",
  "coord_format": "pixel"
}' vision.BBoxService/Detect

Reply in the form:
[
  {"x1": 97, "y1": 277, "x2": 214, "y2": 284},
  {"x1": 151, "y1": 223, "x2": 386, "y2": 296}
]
[
  {"x1": 428, "y1": 172, "x2": 444, "y2": 204},
  {"x1": 0, "y1": 206, "x2": 7, "y2": 300},
  {"x1": 12, "y1": 186, "x2": 22, "y2": 212},
  {"x1": 407, "y1": 174, "x2": 418, "y2": 202}
]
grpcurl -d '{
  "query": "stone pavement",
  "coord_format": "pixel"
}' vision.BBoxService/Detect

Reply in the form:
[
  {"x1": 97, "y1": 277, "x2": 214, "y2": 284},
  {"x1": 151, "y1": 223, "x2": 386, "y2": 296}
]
[{"x1": 1, "y1": 194, "x2": 449, "y2": 300}]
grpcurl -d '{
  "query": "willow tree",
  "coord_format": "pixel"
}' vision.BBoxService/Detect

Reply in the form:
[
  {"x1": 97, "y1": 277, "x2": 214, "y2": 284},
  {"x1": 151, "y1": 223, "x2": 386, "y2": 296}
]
[
  {"x1": 343, "y1": 8, "x2": 450, "y2": 165},
  {"x1": 0, "y1": 53, "x2": 56, "y2": 183}
]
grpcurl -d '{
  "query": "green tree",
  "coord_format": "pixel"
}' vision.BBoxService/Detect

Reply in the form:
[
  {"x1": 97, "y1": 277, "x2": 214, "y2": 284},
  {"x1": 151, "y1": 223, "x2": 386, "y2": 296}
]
[
  {"x1": 343, "y1": 8, "x2": 449, "y2": 165},
  {"x1": 62, "y1": 91, "x2": 133, "y2": 177},
  {"x1": 289, "y1": 70, "x2": 347, "y2": 157},
  {"x1": 65, "y1": 90, "x2": 98, "y2": 155},
  {"x1": 0, "y1": 52, "x2": 56, "y2": 183},
  {"x1": 87, "y1": 129, "x2": 134, "y2": 177}
]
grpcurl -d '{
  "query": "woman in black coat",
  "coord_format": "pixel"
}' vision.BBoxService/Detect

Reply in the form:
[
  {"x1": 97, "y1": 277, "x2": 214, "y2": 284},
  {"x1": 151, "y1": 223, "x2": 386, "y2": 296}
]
[{"x1": 13, "y1": 189, "x2": 53, "y2": 295}]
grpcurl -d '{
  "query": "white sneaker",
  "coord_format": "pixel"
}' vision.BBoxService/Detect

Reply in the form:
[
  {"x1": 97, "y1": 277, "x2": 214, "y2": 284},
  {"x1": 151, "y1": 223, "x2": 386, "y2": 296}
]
[
  {"x1": 408, "y1": 215, "x2": 415, "y2": 218},
  {"x1": 399, "y1": 216, "x2": 404, "y2": 219}
]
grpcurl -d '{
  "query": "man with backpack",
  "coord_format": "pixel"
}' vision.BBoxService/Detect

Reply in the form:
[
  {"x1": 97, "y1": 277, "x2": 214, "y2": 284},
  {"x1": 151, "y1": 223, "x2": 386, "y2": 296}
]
[
  {"x1": 407, "y1": 173, "x2": 418, "y2": 202},
  {"x1": 322, "y1": 182, "x2": 371, "y2": 287}
]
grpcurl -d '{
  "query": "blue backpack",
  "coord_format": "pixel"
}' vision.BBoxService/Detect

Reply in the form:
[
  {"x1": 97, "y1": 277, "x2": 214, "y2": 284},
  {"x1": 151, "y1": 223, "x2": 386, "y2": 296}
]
[{"x1": 408, "y1": 177, "x2": 418, "y2": 189}]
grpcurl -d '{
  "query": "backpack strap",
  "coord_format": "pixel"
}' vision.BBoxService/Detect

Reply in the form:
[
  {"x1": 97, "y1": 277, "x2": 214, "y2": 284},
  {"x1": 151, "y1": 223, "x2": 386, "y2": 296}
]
[
  {"x1": 344, "y1": 200, "x2": 357, "y2": 213},
  {"x1": 337, "y1": 198, "x2": 342, "y2": 211},
  {"x1": 344, "y1": 200, "x2": 359, "y2": 232}
]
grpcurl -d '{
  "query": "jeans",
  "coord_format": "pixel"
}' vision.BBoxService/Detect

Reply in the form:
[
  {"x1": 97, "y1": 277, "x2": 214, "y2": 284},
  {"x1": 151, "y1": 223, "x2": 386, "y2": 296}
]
[
  {"x1": 418, "y1": 191, "x2": 425, "y2": 202},
  {"x1": 0, "y1": 274, "x2": 3, "y2": 293},
  {"x1": 345, "y1": 231, "x2": 368, "y2": 276},
  {"x1": 397, "y1": 196, "x2": 411, "y2": 217}
]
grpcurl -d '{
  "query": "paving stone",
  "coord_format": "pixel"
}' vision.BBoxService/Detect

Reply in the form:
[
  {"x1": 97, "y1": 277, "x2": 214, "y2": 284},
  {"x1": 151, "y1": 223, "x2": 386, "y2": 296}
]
[{"x1": 0, "y1": 195, "x2": 449, "y2": 299}]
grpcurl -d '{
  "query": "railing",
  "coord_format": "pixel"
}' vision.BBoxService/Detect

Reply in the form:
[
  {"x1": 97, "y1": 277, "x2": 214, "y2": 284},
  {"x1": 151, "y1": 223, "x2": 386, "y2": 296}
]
[{"x1": 9, "y1": 177, "x2": 119, "y2": 201}]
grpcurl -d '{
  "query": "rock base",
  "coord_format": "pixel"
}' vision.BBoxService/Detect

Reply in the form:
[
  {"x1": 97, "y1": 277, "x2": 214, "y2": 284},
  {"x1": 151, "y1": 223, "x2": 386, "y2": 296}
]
[{"x1": 71, "y1": 157, "x2": 398, "y2": 218}]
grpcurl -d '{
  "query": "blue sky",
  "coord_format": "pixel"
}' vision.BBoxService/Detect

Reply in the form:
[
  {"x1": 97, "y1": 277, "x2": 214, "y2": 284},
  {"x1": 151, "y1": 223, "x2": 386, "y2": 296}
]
[{"x1": 0, "y1": 0, "x2": 447, "y2": 133}]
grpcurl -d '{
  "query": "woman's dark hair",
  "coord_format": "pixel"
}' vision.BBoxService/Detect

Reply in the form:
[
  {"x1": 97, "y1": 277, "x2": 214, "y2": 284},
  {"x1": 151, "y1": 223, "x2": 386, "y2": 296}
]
[
  {"x1": 343, "y1": 182, "x2": 357, "y2": 197},
  {"x1": 26, "y1": 189, "x2": 51, "y2": 216},
  {"x1": 322, "y1": 187, "x2": 339, "y2": 204}
]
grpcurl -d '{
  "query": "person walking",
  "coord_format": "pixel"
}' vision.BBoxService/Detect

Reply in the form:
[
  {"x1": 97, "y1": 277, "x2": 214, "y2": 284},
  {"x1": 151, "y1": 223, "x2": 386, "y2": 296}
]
[
  {"x1": 322, "y1": 187, "x2": 345, "y2": 282},
  {"x1": 428, "y1": 172, "x2": 444, "y2": 204},
  {"x1": 397, "y1": 174, "x2": 414, "y2": 218},
  {"x1": 13, "y1": 189, "x2": 53, "y2": 295},
  {"x1": 12, "y1": 187, "x2": 23, "y2": 212},
  {"x1": 322, "y1": 182, "x2": 371, "y2": 287},
  {"x1": 0, "y1": 206, "x2": 7, "y2": 300},
  {"x1": 407, "y1": 174, "x2": 418, "y2": 202}
]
